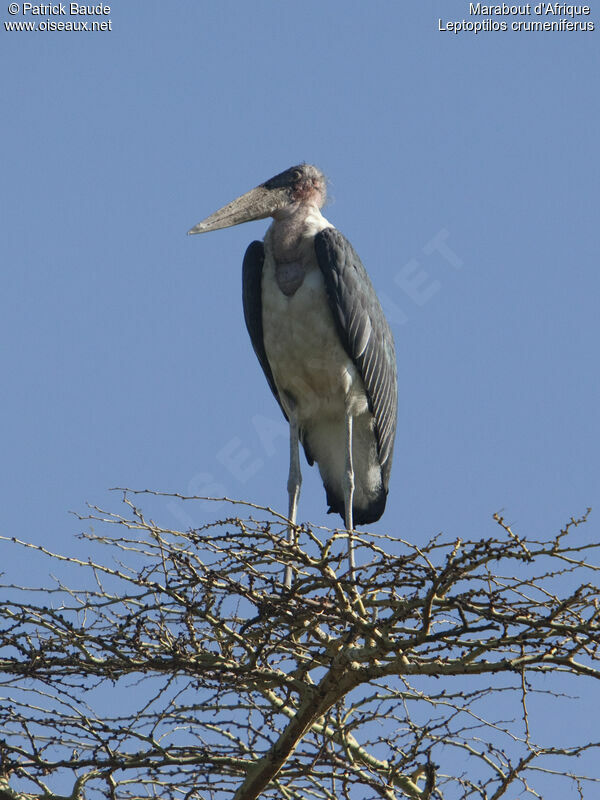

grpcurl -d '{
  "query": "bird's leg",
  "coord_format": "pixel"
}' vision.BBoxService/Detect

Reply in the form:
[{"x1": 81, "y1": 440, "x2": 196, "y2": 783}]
[
  {"x1": 284, "y1": 403, "x2": 302, "y2": 591},
  {"x1": 343, "y1": 405, "x2": 356, "y2": 582},
  {"x1": 344, "y1": 406, "x2": 368, "y2": 617}
]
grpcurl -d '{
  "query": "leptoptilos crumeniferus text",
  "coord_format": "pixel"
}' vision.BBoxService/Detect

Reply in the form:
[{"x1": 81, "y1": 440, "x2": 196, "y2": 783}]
[{"x1": 189, "y1": 164, "x2": 397, "y2": 587}]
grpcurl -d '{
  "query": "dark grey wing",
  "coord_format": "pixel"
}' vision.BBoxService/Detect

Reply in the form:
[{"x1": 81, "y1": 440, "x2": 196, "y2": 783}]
[
  {"x1": 314, "y1": 227, "x2": 397, "y2": 490},
  {"x1": 242, "y1": 241, "x2": 289, "y2": 423}
]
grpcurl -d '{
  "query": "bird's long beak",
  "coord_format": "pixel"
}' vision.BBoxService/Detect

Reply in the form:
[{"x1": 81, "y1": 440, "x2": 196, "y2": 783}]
[{"x1": 188, "y1": 184, "x2": 287, "y2": 235}]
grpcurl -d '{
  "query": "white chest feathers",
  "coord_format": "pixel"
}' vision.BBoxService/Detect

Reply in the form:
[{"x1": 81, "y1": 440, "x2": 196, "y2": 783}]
[{"x1": 261, "y1": 249, "x2": 369, "y2": 426}]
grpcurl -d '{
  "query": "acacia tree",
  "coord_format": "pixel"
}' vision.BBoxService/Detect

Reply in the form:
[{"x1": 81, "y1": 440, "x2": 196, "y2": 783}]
[{"x1": 0, "y1": 490, "x2": 598, "y2": 800}]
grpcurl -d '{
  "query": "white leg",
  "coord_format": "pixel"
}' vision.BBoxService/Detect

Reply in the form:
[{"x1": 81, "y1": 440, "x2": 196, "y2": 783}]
[
  {"x1": 344, "y1": 407, "x2": 356, "y2": 581},
  {"x1": 284, "y1": 406, "x2": 301, "y2": 590}
]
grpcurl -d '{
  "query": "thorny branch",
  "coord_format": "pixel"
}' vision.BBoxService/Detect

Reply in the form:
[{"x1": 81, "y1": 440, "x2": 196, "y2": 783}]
[{"x1": 0, "y1": 492, "x2": 598, "y2": 800}]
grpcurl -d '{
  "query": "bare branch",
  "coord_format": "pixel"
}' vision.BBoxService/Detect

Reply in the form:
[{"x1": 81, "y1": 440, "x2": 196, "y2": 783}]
[{"x1": 0, "y1": 494, "x2": 597, "y2": 799}]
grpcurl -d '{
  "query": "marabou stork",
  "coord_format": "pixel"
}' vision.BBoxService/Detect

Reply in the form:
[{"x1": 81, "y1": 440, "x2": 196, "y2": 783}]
[{"x1": 189, "y1": 164, "x2": 397, "y2": 587}]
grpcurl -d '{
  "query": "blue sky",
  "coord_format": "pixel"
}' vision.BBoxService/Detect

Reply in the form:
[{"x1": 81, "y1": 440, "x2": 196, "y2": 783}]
[{"x1": 2, "y1": 0, "x2": 598, "y2": 794}]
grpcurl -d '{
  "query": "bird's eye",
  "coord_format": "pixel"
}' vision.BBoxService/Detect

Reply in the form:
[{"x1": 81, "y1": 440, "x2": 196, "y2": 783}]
[{"x1": 291, "y1": 168, "x2": 303, "y2": 182}]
